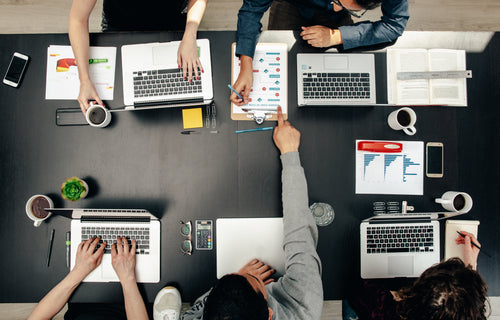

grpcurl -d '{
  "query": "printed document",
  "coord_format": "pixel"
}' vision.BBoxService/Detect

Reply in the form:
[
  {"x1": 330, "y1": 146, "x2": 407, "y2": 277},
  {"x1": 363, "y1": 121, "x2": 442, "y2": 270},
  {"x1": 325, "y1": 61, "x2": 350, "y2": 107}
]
[{"x1": 46, "y1": 45, "x2": 116, "y2": 100}]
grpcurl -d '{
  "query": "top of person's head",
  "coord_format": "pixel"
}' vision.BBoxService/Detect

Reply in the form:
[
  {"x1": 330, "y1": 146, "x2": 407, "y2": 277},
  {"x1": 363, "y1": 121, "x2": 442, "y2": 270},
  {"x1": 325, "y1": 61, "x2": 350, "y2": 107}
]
[
  {"x1": 203, "y1": 274, "x2": 269, "y2": 320},
  {"x1": 355, "y1": 0, "x2": 383, "y2": 10},
  {"x1": 396, "y1": 258, "x2": 488, "y2": 320}
]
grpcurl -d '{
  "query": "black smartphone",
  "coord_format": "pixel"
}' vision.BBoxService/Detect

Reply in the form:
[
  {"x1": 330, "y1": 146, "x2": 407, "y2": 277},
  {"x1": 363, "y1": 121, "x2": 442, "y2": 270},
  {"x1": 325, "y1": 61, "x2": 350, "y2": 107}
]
[
  {"x1": 3, "y1": 52, "x2": 29, "y2": 88},
  {"x1": 426, "y1": 142, "x2": 444, "y2": 178},
  {"x1": 56, "y1": 108, "x2": 88, "y2": 126}
]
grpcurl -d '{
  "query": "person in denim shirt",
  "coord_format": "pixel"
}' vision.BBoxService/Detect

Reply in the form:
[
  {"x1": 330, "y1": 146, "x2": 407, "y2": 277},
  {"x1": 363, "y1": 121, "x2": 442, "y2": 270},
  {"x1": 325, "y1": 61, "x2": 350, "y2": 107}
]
[{"x1": 229, "y1": 0, "x2": 409, "y2": 106}]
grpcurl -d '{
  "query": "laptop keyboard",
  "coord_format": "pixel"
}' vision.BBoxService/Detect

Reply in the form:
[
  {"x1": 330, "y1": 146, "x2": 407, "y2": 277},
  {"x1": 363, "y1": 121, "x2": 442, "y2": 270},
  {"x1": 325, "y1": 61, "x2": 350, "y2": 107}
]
[
  {"x1": 366, "y1": 225, "x2": 434, "y2": 254},
  {"x1": 133, "y1": 68, "x2": 202, "y2": 98},
  {"x1": 302, "y1": 72, "x2": 371, "y2": 99},
  {"x1": 81, "y1": 226, "x2": 150, "y2": 255}
]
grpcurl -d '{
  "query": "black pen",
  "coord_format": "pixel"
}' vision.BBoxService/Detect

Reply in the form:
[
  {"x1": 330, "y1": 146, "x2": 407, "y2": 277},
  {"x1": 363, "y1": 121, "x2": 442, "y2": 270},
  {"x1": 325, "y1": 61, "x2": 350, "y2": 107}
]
[
  {"x1": 46, "y1": 229, "x2": 55, "y2": 267},
  {"x1": 456, "y1": 231, "x2": 491, "y2": 257}
]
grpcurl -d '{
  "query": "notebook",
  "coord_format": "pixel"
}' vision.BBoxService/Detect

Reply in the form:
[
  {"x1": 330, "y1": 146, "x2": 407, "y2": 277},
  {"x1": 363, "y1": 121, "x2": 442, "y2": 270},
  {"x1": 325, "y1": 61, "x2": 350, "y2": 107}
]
[
  {"x1": 360, "y1": 212, "x2": 440, "y2": 278},
  {"x1": 49, "y1": 208, "x2": 160, "y2": 283},
  {"x1": 121, "y1": 39, "x2": 213, "y2": 110},
  {"x1": 444, "y1": 220, "x2": 479, "y2": 260},
  {"x1": 216, "y1": 218, "x2": 285, "y2": 279},
  {"x1": 297, "y1": 53, "x2": 376, "y2": 106}
]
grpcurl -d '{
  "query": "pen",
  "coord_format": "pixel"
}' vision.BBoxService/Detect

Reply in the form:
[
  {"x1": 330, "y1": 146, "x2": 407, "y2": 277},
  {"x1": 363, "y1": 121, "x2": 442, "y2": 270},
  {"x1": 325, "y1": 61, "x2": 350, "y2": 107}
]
[
  {"x1": 66, "y1": 231, "x2": 71, "y2": 268},
  {"x1": 235, "y1": 127, "x2": 274, "y2": 134},
  {"x1": 46, "y1": 229, "x2": 55, "y2": 267},
  {"x1": 456, "y1": 231, "x2": 491, "y2": 257},
  {"x1": 227, "y1": 84, "x2": 244, "y2": 101}
]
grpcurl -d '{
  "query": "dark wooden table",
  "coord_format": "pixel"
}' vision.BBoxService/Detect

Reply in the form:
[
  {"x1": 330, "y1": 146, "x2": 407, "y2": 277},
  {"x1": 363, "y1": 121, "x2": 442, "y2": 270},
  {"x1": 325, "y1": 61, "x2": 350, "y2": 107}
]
[{"x1": 0, "y1": 31, "x2": 498, "y2": 303}]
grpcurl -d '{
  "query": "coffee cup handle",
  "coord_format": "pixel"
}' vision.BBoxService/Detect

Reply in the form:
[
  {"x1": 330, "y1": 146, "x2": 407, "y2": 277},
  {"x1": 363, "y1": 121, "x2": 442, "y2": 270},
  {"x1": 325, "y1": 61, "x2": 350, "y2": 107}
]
[
  {"x1": 435, "y1": 198, "x2": 450, "y2": 204},
  {"x1": 403, "y1": 126, "x2": 417, "y2": 136},
  {"x1": 34, "y1": 220, "x2": 42, "y2": 227}
]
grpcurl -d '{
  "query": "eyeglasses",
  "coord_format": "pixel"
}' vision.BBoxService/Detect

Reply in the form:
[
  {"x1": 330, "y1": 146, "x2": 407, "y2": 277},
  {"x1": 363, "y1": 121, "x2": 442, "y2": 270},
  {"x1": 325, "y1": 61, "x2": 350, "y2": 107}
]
[
  {"x1": 180, "y1": 220, "x2": 192, "y2": 255},
  {"x1": 331, "y1": 0, "x2": 367, "y2": 18}
]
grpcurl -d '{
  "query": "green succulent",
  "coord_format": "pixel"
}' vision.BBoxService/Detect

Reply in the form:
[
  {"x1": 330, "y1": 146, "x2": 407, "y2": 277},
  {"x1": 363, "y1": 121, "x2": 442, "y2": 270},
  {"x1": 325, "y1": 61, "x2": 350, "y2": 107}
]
[{"x1": 61, "y1": 177, "x2": 86, "y2": 201}]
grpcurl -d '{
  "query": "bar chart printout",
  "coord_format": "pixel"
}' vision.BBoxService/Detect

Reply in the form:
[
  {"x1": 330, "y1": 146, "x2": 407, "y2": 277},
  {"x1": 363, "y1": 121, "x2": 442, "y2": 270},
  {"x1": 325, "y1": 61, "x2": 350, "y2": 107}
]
[{"x1": 355, "y1": 140, "x2": 424, "y2": 195}]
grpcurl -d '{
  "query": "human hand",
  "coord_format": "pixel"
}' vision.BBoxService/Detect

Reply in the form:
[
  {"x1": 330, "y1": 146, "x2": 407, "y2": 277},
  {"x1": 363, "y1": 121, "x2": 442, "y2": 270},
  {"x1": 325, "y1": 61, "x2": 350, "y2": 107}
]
[
  {"x1": 230, "y1": 55, "x2": 253, "y2": 106},
  {"x1": 178, "y1": 36, "x2": 203, "y2": 82},
  {"x1": 72, "y1": 237, "x2": 106, "y2": 280},
  {"x1": 238, "y1": 259, "x2": 276, "y2": 285},
  {"x1": 300, "y1": 26, "x2": 342, "y2": 47},
  {"x1": 273, "y1": 106, "x2": 300, "y2": 154},
  {"x1": 456, "y1": 231, "x2": 480, "y2": 270},
  {"x1": 78, "y1": 79, "x2": 104, "y2": 115},
  {"x1": 111, "y1": 237, "x2": 137, "y2": 283}
]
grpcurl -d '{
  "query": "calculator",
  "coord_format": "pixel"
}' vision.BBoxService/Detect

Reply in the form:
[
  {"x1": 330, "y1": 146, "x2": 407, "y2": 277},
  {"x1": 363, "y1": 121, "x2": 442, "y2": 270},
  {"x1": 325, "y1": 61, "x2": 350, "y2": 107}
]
[{"x1": 195, "y1": 220, "x2": 213, "y2": 250}]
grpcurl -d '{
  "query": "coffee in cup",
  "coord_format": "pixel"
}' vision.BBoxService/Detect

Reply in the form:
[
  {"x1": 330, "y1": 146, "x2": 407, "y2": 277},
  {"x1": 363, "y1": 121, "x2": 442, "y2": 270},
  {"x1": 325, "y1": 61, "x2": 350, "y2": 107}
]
[
  {"x1": 435, "y1": 191, "x2": 473, "y2": 213},
  {"x1": 25, "y1": 194, "x2": 53, "y2": 227},
  {"x1": 387, "y1": 107, "x2": 417, "y2": 136},
  {"x1": 86, "y1": 103, "x2": 111, "y2": 128}
]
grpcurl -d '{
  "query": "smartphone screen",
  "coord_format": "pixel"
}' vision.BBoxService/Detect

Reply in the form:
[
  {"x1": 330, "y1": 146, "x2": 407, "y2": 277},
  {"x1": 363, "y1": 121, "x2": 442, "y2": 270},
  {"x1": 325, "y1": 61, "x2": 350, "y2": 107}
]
[
  {"x1": 4, "y1": 54, "x2": 28, "y2": 86},
  {"x1": 426, "y1": 144, "x2": 443, "y2": 176}
]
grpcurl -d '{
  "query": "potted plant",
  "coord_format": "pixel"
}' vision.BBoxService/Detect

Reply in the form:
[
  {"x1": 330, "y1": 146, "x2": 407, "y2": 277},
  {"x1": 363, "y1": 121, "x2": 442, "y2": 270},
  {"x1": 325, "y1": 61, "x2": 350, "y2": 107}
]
[{"x1": 61, "y1": 177, "x2": 88, "y2": 201}]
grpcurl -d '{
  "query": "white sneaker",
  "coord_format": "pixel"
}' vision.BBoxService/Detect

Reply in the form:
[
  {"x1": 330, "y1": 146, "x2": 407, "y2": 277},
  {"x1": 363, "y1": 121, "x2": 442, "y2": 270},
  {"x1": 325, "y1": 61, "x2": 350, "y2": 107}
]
[{"x1": 153, "y1": 286, "x2": 182, "y2": 320}]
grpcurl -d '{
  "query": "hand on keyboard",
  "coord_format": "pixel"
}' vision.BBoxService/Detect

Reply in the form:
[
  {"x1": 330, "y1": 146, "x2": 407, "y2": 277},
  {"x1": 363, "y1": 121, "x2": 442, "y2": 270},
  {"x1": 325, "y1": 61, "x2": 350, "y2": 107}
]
[
  {"x1": 111, "y1": 237, "x2": 137, "y2": 283},
  {"x1": 73, "y1": 237, "x2": 106, "y2": 280},
  {"x1": 178, "y1": 36, "x2": 203, "y2": 82}
]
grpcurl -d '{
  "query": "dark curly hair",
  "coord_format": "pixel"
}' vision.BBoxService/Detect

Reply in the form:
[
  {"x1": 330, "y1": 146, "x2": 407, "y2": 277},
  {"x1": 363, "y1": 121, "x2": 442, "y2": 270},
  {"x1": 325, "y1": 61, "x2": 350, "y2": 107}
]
[
  {"x1": 203, "y1": 274, "x2": 269, "y2": 320},
  {"x1": 396, "y1": 258, "x2": 488, "y2": 320}
]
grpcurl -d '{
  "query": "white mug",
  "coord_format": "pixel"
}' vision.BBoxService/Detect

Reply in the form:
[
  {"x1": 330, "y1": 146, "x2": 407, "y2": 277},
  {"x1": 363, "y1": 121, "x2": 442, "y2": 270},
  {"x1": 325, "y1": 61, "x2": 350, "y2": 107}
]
[
  {"x1": 25, "y1": 194, "x2": 53, "y2": 227},
  {"x1": 435, "y1": 191, "x2": 473, "y2": 213},
  {"x1": 86, "y1": 102, "x2": 111, "y2": 128},
  {"x1": 387, "y1": 107, "x2": 417, "y2": 136}
]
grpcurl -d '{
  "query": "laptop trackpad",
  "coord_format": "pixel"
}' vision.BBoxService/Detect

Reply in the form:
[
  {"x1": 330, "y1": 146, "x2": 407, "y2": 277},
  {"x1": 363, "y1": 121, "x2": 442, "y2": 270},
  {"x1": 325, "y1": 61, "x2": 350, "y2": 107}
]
[
  {"x1": 388, "y1": 256, "x2": 414, "y2": 276},
  {"x1": 152, "y1": 45, "x2": 177, "y2": 66},
  {"x1": 324, "y1": 56, "x2": 348, "y2": 69}
]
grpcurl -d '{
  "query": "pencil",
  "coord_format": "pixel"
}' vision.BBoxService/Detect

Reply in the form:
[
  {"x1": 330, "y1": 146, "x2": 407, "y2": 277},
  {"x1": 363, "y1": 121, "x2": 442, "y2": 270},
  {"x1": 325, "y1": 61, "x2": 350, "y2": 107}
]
[{"x1": 456, "y1": 231, "x2": 491, "y2": 257}]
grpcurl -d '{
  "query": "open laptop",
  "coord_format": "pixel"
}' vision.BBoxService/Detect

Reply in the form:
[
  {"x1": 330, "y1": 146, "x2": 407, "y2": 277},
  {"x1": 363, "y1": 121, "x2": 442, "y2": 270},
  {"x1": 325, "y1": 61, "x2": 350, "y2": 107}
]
[
  {"x1": 361, "y1": 212, "x2": 440, "y2": 278},
  {"x1": 297, "y1": 53, "x2": 376, "y2": 106},
  {"x1": 361, "y1": 211, "x2": 469, "y2": 279},
  {"x1": 216, "y1": 218, "x2": 285, "y2": 279},
  {"x1": 121, "y1": 39, "x2": 213, "y2": 110},
  {"x1": 48, "y1": 208, "x2": 160, "y2": 283}
]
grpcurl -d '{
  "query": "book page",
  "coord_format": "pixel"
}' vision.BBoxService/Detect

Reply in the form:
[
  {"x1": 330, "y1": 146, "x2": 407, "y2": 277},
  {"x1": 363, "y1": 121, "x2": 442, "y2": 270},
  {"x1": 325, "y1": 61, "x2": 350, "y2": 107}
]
[
  {"x1": 387, "y1": 49, "x2": 429, "y2": 105},
  {"x1": 428, "y1": 49, "x2": 467, "y2": 106},
  {"x1": 445, "y1": 220, "x2": 479, "y2": 260}
]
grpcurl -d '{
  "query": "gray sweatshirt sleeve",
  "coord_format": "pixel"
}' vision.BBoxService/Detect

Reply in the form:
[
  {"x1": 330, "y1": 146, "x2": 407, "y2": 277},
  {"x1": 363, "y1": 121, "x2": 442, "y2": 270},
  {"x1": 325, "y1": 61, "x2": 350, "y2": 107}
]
[{"x1": 266, "y1": 152, "x2": 324, "y2": 320}]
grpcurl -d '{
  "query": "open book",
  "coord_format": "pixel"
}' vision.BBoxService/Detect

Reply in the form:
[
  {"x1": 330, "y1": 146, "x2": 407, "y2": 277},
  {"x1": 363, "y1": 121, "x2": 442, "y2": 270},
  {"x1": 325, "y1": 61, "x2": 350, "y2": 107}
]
[{"x1": 387, "y1": 49, "x2": 467, "y2": 106}]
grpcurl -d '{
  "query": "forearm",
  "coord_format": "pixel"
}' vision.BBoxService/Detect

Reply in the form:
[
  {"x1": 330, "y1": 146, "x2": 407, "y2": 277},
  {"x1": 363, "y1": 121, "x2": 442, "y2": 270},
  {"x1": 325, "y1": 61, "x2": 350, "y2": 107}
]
[
  {"x1": 339, "y1": 0, "x2": 409, "y2": 49},
  {"x1": 121, "y1": 279, "x2": 148, "y2": 320},
  {"x1": 28, "y1": 271, "x2": 84, "y2": 320},
  {"x1": 235, "y1": 0, "x2": 273, "y2": 58},
  {"x1": 68, "y1": 2, "x2": 93, "y2": 82},
  {"x1": 183, "y1": 0, "x2": 207, "y2": 40}
]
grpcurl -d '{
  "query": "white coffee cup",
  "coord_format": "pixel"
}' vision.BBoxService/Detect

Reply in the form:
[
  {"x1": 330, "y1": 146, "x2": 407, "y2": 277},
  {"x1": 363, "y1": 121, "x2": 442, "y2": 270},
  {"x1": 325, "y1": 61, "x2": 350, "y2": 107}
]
[
  {"x1": 25, "y1": 194, "x2": 53, "y2": 227},
  {"x1": 86, "y1": 102, "x2": 111, "y2": 128},
  {"x1": 387, "y1": 107, "x2": 417, "y2": 136},
  {"x1": 435, "y1": 191, "x2": 473, "y2": 213}
]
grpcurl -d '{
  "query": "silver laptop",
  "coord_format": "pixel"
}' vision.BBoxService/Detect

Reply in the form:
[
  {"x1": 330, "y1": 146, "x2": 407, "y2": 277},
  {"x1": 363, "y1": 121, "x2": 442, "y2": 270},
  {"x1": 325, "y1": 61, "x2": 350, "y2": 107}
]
[
  {"x1": 48, "y1": 208, "x2": 161, "y2": 283},
  {"x1": 361, "y1": 212, "x2": 440, "y2": 279},
  {"x1": 121, "y1": 39, "x2": 213, "y2": 110},
  {"x1": 297, "y1": 53, "x2": 376, "y2": 106},
  {"x1": 216, "y1": 218, "x2": 285, "y2": 279}
]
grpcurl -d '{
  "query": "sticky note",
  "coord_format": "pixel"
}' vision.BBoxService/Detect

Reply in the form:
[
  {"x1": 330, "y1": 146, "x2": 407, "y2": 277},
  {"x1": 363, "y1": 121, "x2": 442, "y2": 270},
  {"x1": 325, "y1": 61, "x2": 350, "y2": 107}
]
[{"x1": 182, "y1": 108, "x2": 203, "y2": 129}]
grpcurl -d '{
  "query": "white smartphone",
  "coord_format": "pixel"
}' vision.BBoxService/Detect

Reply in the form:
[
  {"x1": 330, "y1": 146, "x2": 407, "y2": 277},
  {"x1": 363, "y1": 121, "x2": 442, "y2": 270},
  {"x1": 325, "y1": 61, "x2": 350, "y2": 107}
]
[
  {"x1": 3, "y1": 52, "x2": 29, "y2": 88},
  {"x1": 426, "y1": 142, "x2": 444, "y2": 178}
]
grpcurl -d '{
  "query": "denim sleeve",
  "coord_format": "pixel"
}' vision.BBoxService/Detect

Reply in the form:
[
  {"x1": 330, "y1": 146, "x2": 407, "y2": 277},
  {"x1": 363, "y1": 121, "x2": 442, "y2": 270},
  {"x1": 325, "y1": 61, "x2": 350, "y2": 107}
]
[
  {"x1": 235, "y1": 0, "x2": 275, "y2": 58},
  {"x1": 338, "y1": 0, "x2": 409, "y2": 50}
]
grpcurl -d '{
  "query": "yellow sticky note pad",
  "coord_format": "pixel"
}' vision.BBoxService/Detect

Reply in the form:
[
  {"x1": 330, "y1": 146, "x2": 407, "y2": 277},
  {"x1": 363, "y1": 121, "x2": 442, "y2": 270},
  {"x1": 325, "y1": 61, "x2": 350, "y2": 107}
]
[{"x1": 182, "y1": 108, "x2": 203, "y2": 129}]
